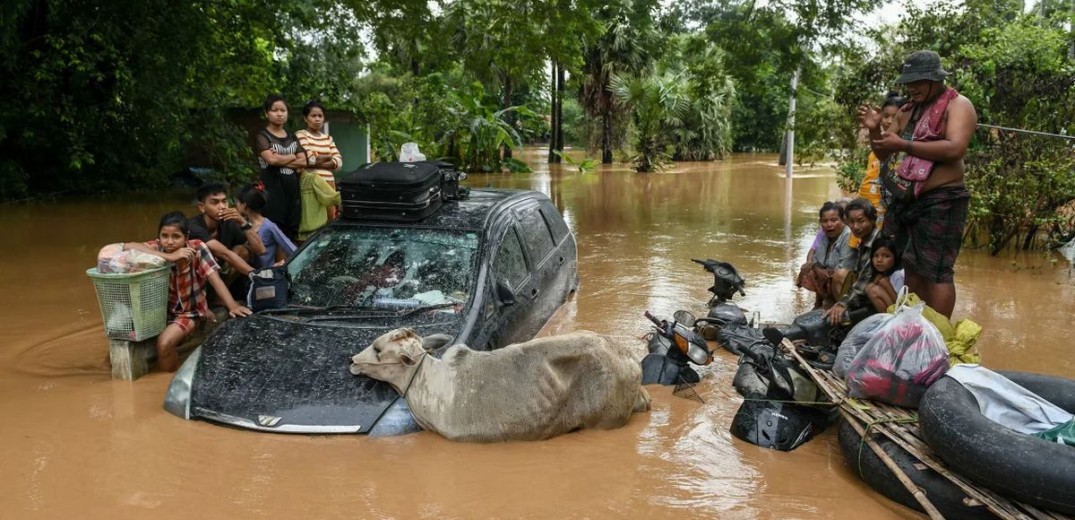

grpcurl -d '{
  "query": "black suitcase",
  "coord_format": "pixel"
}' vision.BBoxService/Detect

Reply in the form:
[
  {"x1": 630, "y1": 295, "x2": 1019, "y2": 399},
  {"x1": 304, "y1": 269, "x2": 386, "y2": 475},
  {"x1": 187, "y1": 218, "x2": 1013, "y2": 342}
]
[
  {"x1": 427, "y1": 160, "x2": 469, "y2": 201},
  {"x1": 339, "y1": 162, "x2": 443, "y2": 221}
]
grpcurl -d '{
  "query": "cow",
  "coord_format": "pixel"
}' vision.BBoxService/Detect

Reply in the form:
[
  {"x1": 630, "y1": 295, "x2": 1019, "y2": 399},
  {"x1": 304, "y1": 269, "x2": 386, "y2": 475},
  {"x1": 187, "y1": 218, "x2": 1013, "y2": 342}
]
[{"x1": 349, "y1": 328, "x2": 651, "y2": 442}]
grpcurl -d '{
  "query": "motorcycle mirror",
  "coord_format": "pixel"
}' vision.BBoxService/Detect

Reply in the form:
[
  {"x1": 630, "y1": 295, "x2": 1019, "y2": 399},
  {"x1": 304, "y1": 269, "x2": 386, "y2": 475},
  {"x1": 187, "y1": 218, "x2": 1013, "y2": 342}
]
[{"x1": 672, "y1": 310, "x2": 696, "y2": 327}]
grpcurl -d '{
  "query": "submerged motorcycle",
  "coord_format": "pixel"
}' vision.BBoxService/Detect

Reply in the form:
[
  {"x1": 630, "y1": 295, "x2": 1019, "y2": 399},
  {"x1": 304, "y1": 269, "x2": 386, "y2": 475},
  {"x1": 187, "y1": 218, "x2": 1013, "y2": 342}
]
[
  {"x1": 692, "y1": 258, "x2": 751, "y2": 334},
  {"x1": 690, "y1": 258, "x2": 770, "y2": 355},
  {"x1": 640, "y1": 310, "x2": 716, "y2": 385},
  {"x1": 690, "y1": 257, "x2": 837, "y2": 450}
]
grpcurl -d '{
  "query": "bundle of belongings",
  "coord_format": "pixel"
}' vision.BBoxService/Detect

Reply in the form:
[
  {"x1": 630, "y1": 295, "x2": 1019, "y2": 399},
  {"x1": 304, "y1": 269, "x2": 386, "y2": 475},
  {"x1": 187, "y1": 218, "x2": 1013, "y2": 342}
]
[
  {"x1": 947, "y1": 365, "x2": 1075, "y2": 446},
  {"x1": 96, "y1": 244, "x2": 169, "y2": 338},
  {"x1": 834, "y1": 290, "x2": 982, "y2": 408},
  {"x1": 97, "y1": 243, "x2": 167, "y2": 274}
]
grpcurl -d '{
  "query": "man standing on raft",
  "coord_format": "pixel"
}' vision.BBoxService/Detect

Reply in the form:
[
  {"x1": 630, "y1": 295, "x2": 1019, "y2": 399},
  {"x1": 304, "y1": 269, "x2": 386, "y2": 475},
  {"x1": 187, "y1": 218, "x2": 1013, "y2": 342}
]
[{"x1": 859, "y1": 50, "x2": 977, "y2": 319}]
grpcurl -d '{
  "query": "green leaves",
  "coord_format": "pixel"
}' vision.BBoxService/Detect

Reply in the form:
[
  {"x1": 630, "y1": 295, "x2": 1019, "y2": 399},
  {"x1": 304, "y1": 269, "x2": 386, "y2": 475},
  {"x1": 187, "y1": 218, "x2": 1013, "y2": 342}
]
[{"x1": 832, "y1": 2, "x2": 1075, "y2": 253}]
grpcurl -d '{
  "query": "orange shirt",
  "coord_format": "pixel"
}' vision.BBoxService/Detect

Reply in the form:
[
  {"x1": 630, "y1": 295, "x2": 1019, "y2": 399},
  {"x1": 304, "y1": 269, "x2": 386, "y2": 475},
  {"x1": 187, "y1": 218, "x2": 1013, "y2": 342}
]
[{"x1": 851, "y1": 152, "x2": 886, "y2": 248}]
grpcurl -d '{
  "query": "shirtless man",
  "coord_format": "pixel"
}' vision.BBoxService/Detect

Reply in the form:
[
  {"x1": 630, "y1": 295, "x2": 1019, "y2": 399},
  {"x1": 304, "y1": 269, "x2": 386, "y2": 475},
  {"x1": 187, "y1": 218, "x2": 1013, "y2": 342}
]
[{"x1": 858, "y1": 50, "x2": 977, "y2": 318}]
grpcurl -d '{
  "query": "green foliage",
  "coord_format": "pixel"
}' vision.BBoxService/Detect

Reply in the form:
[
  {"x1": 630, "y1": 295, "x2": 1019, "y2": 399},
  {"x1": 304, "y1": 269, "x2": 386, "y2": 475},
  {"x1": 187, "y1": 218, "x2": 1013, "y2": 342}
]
[
  {"x1": 659, "y1": 34, "x2": 736, "y2": 161},
  {"x1": 355, "y1": 73, "x2": 530, "y2": 173},
  {"x1": 832, "y1": 3, "x2": 1075, "y2": 253},
  {"x1": 0, "y1": 0, "x2": 383, "y2": 199},
  {"x1": 610, "y1": 73, "x2": 689, "y2": 172},
  {"x1": 579, "y1": 0, "x2": 662, "y2": 161},
  {"x1": 965, "y1": 134, "x2": 1075, "y2": 253},
  {"x1": 834, "y1": 147, "x2": 870, "y2": 194},
  {"x1": 702, "y1": 0, "x2": 882, "y2": 152},
  {"x1": 552, "y1": 150, "x2": 597, "y2": 174}
]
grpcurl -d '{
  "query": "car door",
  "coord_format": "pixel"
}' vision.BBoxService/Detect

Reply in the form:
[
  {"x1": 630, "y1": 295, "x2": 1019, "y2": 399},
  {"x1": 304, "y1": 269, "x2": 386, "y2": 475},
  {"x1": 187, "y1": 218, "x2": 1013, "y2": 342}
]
[
  {"x1": 538, "y1": 200, "x2": 578, "y2": 296},
  {"x1": 513, "y1": 201, "x2": 561, "y2": 335},
  {"x1": 488, "y1": 222, "x2": 536, "y2": 347}
]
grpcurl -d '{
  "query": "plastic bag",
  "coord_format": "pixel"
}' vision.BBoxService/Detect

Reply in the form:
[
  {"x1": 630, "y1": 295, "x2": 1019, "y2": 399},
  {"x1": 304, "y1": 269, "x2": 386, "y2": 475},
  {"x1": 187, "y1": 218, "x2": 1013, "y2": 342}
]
[
  {"x1": 887, "y1": 292, "x2": 982, "y2": 366},
  {"x1": 846, "y1": 302, "x2": 949, "y2": 408},
  {"x1": 97, "y1": 244, "x2": 167, "y2": 274},
  {"x1": 399, "y1": 142, "x2": 426, "y2": 162},
  {"x1": 834, "y1": 313, "x2": 890, "y2": 379},
  {"x1": 1033, "y1": 419, "x2": 1075, "y2": 446},
  {"x1": 106, "y1": 301, "x2": 134, "y2": 337}
]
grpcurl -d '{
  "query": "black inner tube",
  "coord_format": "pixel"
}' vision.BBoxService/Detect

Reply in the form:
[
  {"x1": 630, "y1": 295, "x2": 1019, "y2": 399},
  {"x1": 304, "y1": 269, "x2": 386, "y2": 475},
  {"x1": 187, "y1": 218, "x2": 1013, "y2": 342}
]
[
  {"x1": 919, "y1": 370, "x2": 1075, "y2": 516},
  {"x1": 837, "y1": 419, "x2": 996, "y2": 520}
]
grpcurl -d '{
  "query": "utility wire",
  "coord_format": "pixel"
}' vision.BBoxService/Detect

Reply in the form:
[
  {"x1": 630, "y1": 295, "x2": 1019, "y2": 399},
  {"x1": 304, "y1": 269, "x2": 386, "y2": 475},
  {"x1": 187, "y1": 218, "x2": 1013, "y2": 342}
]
[{"x1": 976, "y1": 123, "x2": 1075, "y2": 141}]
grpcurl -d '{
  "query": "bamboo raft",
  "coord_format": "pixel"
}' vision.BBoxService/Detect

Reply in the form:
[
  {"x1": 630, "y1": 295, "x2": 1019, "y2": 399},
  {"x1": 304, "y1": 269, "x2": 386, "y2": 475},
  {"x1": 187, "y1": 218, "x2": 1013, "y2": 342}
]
[{"x1": 783, "y1": 339, "x2": 1072, "y2": 520}]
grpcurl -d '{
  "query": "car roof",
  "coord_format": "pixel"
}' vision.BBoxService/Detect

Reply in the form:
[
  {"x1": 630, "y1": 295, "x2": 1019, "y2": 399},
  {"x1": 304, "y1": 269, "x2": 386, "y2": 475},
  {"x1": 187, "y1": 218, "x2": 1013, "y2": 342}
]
[{"x1": 331, "y1": 188, "x2": 546, "y2": 230}]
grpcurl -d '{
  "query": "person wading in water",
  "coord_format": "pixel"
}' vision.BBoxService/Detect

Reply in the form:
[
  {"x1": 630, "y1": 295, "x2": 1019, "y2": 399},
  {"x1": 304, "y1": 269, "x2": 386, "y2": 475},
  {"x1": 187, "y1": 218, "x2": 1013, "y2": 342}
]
[{"x1": 858, "y1": 50, "x2": 977, "y2": 319}]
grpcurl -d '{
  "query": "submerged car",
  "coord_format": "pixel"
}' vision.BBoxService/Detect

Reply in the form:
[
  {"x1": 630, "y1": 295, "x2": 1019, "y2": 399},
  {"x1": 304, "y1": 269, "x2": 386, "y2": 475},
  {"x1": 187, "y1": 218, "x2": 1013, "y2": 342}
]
[{"x1": 164, "y1": 189, "x2": 578, "y2": 435}]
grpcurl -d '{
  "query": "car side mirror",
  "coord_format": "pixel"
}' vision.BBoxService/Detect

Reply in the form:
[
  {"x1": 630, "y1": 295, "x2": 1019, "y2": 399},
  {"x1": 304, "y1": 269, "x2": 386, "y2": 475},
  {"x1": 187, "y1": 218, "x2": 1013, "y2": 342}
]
[{"x1": 496, "y1": 281, "x2": 516, "y2": 306}]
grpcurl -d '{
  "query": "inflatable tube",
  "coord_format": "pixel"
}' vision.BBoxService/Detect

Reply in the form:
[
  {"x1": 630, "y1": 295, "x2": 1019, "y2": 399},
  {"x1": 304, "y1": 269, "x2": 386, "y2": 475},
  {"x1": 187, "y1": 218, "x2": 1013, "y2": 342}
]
[
  {"x1": 838, "y1": 420, "x2": 995, "y2": 520},
  {"x1": 919, "y1": 371, "x2": 1075, "y2": 515}
]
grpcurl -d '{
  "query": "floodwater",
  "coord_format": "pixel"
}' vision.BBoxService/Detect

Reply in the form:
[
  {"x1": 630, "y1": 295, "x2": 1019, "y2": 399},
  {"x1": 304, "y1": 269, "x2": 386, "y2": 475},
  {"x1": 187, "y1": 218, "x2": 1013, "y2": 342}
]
[{"x1": 2, "y1": 147, "x2": 1073, "y2": 519}]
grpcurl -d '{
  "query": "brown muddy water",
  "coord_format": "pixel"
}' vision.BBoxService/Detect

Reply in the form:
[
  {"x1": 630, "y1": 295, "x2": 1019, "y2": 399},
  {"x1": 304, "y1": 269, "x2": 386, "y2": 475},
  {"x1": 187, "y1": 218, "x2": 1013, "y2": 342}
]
[{"x1": 2, "y1": 147, "x2": 1073, "y2": 519}]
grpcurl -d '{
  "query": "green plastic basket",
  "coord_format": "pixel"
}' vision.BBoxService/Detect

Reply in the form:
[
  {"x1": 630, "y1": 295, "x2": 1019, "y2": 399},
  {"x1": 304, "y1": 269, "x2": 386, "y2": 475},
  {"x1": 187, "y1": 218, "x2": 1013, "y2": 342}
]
[{"x1": 86, "y1": 265, "x2": 170, "y2": 341}]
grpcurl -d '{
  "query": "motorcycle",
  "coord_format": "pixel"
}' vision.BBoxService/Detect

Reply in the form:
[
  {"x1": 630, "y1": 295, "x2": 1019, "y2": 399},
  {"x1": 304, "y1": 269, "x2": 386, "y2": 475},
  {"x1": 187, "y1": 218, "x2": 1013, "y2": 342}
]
[
  {"x1": 761, "y1": 305, "x2": 875, "y2": 370},
  {"x1": 693, "y1": 258, "x2": 751, "y2": 333},
  {"x1": 689, "y1": 258, "x2": 769, "y2": 354},
  {"x1": 640, "y1": 310, "x2": 715, "y2": 386},
  {"x1": 728, "y1": 322, "x2": 836, "y2": 452}
]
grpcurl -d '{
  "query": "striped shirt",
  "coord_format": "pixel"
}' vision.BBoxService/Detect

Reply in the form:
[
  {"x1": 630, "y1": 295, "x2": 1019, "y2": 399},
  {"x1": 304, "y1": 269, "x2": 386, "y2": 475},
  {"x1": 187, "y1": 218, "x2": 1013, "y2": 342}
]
[{"x1": 295, "y1": 129, "x2": 343, "y2": 184}]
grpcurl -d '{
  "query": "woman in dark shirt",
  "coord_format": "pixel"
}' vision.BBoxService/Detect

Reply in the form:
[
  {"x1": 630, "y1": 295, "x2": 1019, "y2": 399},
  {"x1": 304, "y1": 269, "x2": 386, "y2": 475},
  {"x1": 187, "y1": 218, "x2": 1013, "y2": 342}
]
[{"x1": 255, "y1": 94, "x2": 306, "y2": 240}]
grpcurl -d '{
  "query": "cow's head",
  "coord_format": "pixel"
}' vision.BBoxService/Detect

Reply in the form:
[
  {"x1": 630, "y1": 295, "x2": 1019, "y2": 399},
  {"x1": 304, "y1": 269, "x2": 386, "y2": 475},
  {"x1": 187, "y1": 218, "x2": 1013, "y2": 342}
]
[{"x1": 349, "y1": 328, "x2": 453, "y2": 392}]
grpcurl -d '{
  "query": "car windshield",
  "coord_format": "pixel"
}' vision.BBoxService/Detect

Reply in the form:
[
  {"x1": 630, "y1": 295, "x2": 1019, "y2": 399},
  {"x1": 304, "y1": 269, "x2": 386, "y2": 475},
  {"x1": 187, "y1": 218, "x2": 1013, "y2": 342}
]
[{"x1": 287, "y1": 226, "x2": 480, "y2": 313}]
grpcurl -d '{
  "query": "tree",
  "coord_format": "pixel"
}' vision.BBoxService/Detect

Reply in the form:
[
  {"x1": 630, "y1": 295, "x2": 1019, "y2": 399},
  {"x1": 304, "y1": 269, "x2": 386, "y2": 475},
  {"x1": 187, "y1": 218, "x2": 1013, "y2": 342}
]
[
  {"x1": 702, "y1": 0, "x2": 881, "y2": 153},
  {"x1": 832, "y1": 1, "x2": 1075, "y2": 253},
  {"x1": 445, "y1": 0, "x2": 546, "y2": 160},
  {"x1": 610, "y1": 73, "x2": 689, "y2": 172},
  {"x1": 658, "y1": 34, "x2": 737, "y2": 160},
  {"x1": 533, "y1": 0, "x2": 603, "y2": 164},
  {"x1": 0, "y1": 0, "x2": 391, "y2": 200},
  {"x1": 579, "y1": 0, "x2": 661, "y2": 163}
]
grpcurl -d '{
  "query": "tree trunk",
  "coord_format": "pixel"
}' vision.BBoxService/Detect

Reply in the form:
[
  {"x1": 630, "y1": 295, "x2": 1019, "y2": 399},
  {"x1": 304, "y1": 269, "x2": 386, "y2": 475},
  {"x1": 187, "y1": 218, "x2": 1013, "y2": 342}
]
[
  {"x1": 548, "y1": 61, "x2": 559, "y2": 163},
  {"x1": 555, "y1": 63, "x2": 565, "y2": 159},
  {"x1": 503, "y1": 76, "x2": 514, "y2": 161},
  {"x1": 601, "y1": 111, "x2": 613, "y2": 164}
]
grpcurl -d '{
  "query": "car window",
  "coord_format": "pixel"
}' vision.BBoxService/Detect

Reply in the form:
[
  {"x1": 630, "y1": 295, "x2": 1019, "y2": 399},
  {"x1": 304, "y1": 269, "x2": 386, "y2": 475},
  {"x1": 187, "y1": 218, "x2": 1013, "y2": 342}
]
[
  {"x1": 493, "y1": 227, "x2": 528, "y2": 291},
  {"x1": 516, "y1": 205, "x2": 556, "y2": 262},
  {"x1": 540, "y1": 203, "x2": 570, "y2": 242},
  {"x1": 287, "y1": 226, "x2": 479, "y2": 310}
]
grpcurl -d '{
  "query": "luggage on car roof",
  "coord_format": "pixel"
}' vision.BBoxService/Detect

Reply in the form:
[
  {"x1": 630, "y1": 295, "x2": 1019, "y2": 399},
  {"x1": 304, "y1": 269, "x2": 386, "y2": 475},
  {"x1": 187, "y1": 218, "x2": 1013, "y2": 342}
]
[{"x1": 339, "y1": 162, "x2": 444, "y2": 221}]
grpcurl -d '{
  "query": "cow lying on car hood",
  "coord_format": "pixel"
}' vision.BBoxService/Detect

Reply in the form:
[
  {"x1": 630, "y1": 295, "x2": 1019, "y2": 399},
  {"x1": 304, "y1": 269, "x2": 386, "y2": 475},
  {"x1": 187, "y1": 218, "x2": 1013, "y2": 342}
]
[{"x1": 349, "y1": 328, "x2": 651, "y2": 442}]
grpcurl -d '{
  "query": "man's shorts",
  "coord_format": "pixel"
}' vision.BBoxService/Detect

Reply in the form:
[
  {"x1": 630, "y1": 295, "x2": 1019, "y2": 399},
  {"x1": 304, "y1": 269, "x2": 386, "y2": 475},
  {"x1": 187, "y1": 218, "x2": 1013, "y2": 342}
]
[{"x1": 897, "y1": 186, "x2": 971, "y2": 284}]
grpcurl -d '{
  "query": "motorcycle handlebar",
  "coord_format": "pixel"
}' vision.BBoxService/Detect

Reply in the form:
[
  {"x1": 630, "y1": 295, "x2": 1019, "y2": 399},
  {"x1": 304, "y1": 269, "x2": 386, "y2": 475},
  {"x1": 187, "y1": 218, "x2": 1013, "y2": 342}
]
[
  {"x1": 739, "y1": 342, "x2": 769, "y2": 365},
  {"x1": 643, "y1": 311, "x2": 663, "y2": 328}
]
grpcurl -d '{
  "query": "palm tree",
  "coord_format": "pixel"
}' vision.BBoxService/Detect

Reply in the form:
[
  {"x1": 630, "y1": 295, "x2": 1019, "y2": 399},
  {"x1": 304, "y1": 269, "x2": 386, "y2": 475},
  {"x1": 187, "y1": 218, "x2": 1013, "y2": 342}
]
[
  {"x1": 579, "y1": 0, "x2": 659, "y2": 163},
  {"x1": 610, "y1": 73, "x2": 689, "y2": 172}
]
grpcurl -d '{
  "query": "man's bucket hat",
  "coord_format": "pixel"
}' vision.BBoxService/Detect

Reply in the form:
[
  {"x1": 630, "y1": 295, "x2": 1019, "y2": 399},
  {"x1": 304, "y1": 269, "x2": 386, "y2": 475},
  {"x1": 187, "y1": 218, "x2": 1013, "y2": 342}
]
[{"x1": 895, "y1": 50, "x2": 948, "y2": 84}]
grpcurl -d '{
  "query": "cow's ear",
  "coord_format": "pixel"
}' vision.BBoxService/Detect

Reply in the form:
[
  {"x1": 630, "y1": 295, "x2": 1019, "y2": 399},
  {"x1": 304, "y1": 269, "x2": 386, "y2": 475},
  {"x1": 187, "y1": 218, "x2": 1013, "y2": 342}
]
[
  {"x1": 400, "y1": 353, "x2": 415, "y2": 366},
  {"x1": 422, "y1": 334, "x2": 453, "y2": 353}
]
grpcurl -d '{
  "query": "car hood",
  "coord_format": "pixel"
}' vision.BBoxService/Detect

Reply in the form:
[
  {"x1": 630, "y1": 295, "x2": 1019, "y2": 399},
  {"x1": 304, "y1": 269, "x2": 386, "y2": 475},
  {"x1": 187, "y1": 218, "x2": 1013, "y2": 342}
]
[{"x1": 184, "y1": 314, "x2": 460, "y2": 435}]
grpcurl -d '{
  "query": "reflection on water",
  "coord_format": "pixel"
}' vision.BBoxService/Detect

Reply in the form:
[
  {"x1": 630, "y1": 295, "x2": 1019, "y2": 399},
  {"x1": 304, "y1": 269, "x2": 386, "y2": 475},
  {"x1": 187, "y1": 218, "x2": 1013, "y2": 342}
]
[{"x1": 1, "y1": 147, "x2": 1072, "y2": 519}]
